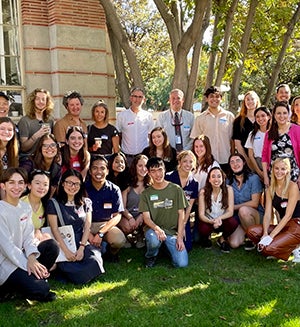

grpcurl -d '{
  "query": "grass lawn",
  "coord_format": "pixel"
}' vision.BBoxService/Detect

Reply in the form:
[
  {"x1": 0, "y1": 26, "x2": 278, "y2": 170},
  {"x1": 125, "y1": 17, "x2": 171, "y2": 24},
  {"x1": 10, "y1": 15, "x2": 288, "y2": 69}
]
[{"x1": 1, "y1": 240, "x2": 300, "y2": 327}]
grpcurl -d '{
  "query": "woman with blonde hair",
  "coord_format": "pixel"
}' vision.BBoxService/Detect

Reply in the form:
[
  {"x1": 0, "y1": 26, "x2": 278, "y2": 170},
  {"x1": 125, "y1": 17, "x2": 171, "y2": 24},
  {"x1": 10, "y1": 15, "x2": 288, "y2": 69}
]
[
  {"x1": 247, "y1": 157, "x2": 300, "y2": 261},
  {"x1": 18, "y1": 88, "x2": 54, "y2": 160},
  {"x1": 232, "y1": 90, "x2": 261, "y2": 169}
]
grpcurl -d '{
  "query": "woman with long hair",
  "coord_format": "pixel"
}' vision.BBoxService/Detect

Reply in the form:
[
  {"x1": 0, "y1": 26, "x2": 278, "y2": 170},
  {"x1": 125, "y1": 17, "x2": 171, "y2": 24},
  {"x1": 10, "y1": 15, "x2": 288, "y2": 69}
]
[
  {"x1": 262, "y1": 101, "x2": 300, "y2": 188},
  {"x1": 107, "y1": 152, "x2": 130, "y2": 191},
  {"x1": 166, "y1": 150, "x2": 199, "y2": 251},
  {"x1": 120, "y1": 154, "x2": 150, "y2": 248},
  {"x1": 87, "y1": 100, "x2": 120, "y2": 156},
  {"x1": 20, "y1": 134, "x2": 61, "y2": 196},
  {"x1": 291, "y1": 95, "x2": 300, "y2": 125},
  {"x1": 142, "y1": 126, "x2": 177, "y2": 172},
  {"x1": 245, "y1": 106, "x2": 271, "y2": 179},
  {"x1": 199, "y1": 167, "x2": 238, "y2": 252},
  {"x1": 232, "y1": 90, "x2": 261, "y2": 170},
  {"x1": 61, "y1": 126, "x2": 90, "y2": 180},
  {"x1": 46, "y1": 169, "x2": 104, "y2": 284},
  {"x1": 18, "y1": 88, "x2": 54, "y2": 160},
  {"x1": 247, "y1": 158, "x2": 300, "y2": 261}
]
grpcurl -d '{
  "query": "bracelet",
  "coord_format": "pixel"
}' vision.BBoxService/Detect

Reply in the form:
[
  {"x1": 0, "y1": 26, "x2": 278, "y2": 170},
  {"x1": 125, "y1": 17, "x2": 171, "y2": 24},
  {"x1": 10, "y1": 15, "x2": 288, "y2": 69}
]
[{"x1": 79, "y1": 241, "x2": 86, "y2": 247}]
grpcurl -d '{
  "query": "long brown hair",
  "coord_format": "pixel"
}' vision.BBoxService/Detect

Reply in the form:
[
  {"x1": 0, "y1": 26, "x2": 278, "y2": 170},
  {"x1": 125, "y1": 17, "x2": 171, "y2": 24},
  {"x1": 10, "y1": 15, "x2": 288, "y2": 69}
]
[
  {"x1": 204, "y1": 167, "x2": 229, "y2": 212},
  {"x1": 192, "y1": 134, "x2": 214, "y2": 172},
  {"x1": 237, "y1": 90, "x2": 260, "y2": 131},
  {"x1": 129, "y1": 154, "x2": 150, "y2": 188},
  {"x1": 149, "y1": 127, "x2": 173, "y2": 159},
  {"x1": 25, "y1": 88, "x2": 54, "y2": 121},
  {"x1": 268, "y1": 101, "x2": 290, "y2": 141}
]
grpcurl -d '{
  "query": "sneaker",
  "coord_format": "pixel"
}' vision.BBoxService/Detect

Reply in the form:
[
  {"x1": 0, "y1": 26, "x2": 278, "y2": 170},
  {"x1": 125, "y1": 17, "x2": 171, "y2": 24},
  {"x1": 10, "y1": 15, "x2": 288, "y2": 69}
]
[
  {"x1": 28, "y1": 291, "x2": 56, "y2": 302},
  {"x1": 244, "y1": 239, "x2": 256, "y2": 251},
  {"x1": 145, "y1": 256, "x2": 156, "y2": 268},
  {"x1": 200, "y1": 238, "x2": 212, "y2": 249},
  {"x1": 123, "y1": 240, "x2": 132, "y2": 248},
  {"x1": 292, "y1": 247, "x2": 300, "y2": 263},
  {"x1": 136, "y1": 240, "x2": 145, "y2": 249},
  {"x1": 217, "y1": 240, "x2": 231, "y2": 253}
]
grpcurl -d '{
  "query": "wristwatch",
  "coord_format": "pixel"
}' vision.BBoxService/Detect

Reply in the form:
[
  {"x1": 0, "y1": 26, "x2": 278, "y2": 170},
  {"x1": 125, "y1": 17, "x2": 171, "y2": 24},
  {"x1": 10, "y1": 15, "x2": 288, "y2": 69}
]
[{"x1": 98, "y1": 232, "x2": 104, "y2": 238}]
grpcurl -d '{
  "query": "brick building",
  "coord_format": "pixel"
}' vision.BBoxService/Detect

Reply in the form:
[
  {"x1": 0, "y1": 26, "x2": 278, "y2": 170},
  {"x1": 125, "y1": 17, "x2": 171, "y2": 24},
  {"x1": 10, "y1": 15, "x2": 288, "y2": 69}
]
[{"x1": 0, "y1": 0, "x2": 115, "y2": 121}]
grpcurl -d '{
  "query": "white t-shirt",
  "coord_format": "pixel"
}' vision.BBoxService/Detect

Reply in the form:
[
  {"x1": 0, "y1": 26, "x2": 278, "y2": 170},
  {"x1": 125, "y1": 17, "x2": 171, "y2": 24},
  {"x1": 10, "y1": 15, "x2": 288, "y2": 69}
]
[{"x1": 245, "y1": 130, "x2": 266, "y2": 158}]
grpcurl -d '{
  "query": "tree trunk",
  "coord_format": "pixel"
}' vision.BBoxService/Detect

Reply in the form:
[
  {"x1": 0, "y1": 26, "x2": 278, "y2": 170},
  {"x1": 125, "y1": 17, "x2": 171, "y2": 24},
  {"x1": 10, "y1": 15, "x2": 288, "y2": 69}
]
[
  {"x1": 229, "y1": 0, "x2": 259, "y2": 113},
  {"x1": 263, "y1": 2, "x2": 300, "y2": 106}
]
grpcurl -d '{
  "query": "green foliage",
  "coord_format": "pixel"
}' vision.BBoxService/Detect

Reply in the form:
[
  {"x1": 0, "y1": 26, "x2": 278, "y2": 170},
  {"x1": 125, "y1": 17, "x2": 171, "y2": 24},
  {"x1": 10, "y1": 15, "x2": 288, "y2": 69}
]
[{"x1": 2, "y1": 245, "x2": 300, "y2": 326}]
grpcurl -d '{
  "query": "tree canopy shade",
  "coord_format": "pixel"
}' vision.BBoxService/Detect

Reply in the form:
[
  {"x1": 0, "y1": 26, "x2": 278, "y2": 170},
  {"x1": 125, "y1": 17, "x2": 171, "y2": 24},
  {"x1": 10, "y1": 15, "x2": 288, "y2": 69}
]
[{"x1": 100, "y1": 0, "x2": 300, "y2": 111}]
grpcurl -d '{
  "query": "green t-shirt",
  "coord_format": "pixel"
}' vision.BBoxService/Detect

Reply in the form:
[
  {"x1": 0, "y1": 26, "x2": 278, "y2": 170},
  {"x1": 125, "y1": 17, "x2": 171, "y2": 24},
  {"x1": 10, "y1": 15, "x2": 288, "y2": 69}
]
[{"x1": 139, "y1": 182, "x2": 188, "y2": 235}]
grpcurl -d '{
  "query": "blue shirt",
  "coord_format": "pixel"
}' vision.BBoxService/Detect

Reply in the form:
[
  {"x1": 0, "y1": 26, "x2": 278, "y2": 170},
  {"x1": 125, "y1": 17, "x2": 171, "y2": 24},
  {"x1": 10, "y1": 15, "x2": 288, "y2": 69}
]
[{"x1": 85, "y1": 179, "x2": 124, "y2": 223}]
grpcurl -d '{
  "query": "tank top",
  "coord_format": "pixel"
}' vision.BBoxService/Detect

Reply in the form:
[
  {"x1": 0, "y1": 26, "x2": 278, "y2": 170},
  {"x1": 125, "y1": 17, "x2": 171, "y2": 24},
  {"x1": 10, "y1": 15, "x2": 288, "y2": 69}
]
[{"x1": 272, "y1": 193, "x2": 300, "y2": 219}]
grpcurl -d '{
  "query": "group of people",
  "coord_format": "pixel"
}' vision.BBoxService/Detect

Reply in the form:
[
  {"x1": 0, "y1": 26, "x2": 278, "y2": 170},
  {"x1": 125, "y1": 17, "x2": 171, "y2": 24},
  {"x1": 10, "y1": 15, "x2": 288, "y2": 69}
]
[{"x1": 1, "y1": 82, "x2": 300, "y2": 303}]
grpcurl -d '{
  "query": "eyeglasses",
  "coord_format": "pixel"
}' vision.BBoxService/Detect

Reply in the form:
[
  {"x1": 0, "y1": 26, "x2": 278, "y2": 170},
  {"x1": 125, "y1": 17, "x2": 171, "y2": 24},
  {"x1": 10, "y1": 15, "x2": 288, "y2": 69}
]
[
  {"x1": 31, "y1": 169, "x2": 51, "y2": 176},
  {"x1": 64, "y1": 180, "x2": 81, "y2": 188},
  {"x1": 42, "y1": 143, "x2": 57, "y2": 149}
]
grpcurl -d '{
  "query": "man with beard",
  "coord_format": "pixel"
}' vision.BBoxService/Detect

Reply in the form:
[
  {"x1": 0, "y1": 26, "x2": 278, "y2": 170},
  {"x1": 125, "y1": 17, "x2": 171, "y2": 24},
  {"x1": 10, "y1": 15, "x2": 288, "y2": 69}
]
[
  {"x1": 226, "y1": 153, "x2": 264, "y2": 250},
  {"x1": 85, "y1": 155, "x2": 126, "y2": 262}
]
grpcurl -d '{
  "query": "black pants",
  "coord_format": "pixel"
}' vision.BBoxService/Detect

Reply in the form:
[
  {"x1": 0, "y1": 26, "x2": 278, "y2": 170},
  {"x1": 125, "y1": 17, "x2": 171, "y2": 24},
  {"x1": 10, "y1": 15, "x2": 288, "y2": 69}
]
[{"x1": 1, "y1": 239, "x2": 59, "y2": 300}]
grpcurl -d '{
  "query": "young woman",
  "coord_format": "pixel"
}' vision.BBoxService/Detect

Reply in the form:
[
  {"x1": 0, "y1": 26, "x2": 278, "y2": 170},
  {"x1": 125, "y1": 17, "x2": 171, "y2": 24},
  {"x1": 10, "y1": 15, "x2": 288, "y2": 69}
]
[
  {"x1": 245, "y1": 106, "x2": 271, "y2": 179},
  {"x1": 227, "y1": 153, "x2": 264, "y2": 250},
  {"x1": 87, "y1": 100, "x2": 120, "y2": 157},
  {"x1": 142, "y1": 127, "x2": 177, "y2": 173},
  {"x1": 22, "y1": 170, "x2": 52, "y2": 242},
  {"x1": 199, "y1": 167, "x2": 238, "y2": 253},
  {"x1": 46, "y1": 169, "x2": 104, "y2": 284},
  {"x1": 232, "y1": 90, "x2": 261, "y2": 170},
  {"x1": 192, "y1": 134, "x2": 219, "y2": 191},
  {"x1": 291, "y1": 95, "x2": 300, "y2": 125},
  {"x1": 107, "y1": 152, "x2": 130, "y2": 192},
  {"x1": 247, "y1": 158, "x2": 300, "y2": 261},
  {"x1": 18, "y1": 88, "x2": 54, "y2": 160},
  {"x1": 166, "y1": 150, "x2": 199, "y2": 251},
  {"x1": 20, "y1": 134, "x2": 61, "y2": 196},
  {"x1": 262, "y1": 101, "x2": 300, "y2": 188},
  {"x1": 0, "y1": 117, "x2": 18, "y2": 176},
  {"x1": 120, "y1": 154, "x2": 150, "y2": 248},
  {"x1": 0, "y1": 167, "x2": 58, "y2": 302},
  {"x1": 61, "y1": 126, "x2": 90, "y2": 180}
]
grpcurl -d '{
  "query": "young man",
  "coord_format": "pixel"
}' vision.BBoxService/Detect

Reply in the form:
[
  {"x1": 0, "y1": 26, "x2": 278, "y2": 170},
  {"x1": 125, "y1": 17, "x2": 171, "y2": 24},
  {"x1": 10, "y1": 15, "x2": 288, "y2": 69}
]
[
  {"x1": 85, "y1": 155, "x2": 126, "y2": 262},
  {"x1": 53, "y1": 90, "x2": 87, "y2": 144},
  {"x1": 156, "y1": 89, "x2": 194, "y2": 152},
  {"x1": 139, "y1": 157, "x2": 189, "y2": 268},
  {"x1": 0, "y1": 92, "x2": 10, "y2": 117},
  {"x1": 190, "y1": 86, "x2": 235, "y2": 173}
]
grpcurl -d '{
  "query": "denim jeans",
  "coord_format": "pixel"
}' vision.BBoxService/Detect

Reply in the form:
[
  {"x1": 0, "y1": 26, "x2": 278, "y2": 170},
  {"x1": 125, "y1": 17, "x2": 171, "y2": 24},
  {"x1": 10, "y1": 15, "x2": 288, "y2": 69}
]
[{"x1": 145, "y1": 229, "x2": 188, "y2": 268}]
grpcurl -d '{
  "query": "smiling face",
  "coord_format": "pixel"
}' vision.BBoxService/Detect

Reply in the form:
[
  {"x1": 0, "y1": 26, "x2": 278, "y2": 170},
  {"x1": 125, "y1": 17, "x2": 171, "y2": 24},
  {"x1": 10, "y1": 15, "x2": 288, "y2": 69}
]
[
  {"x1": 34, "y1": 92, "x2": 47, "y2": 112},
  {"x1": 229, "y1": 156, "x2": 245, "y2": 174},
  {"x1": 130, "y1": 90, "x2": 145, "y2": 110},
  {"x1": 206, "y1": 92, "x2": 222, "y2": 110},
  {"x1": 179, "y1": 154, "x2": 195, "y2": 173},
  {"x1": 0, "y1": 121, "x2": 14, "y2": 142},
  {"x1": 93, "y1": 105, "x2": 106, "y2": 124},
  {"x1": 136, "y1": 157, "x2": 148, "y2": 178},
  {"x1": 274, "y1": 106, "x2": 289, "y2": 126},
  {"x1": 193, "y1": 139, "x2": 206, "y2": 159},
  {"x1": 273, "y1": 160, "x2": 289, "y2": 182},
  {"x1": 63, "y1": 176, "x2": 81, "y2": 198},
  {"x1": 112, "y1": 155, "x2": 126, "y2": 174},
  {"x1": 169, "y1": 91, "x2": 184, "y2": 112},
  {"x1": 67, "y1": 130, "x2": 84, "y2": 152},
  {"x1": 148, "y1": 165, "x2": 165, "y2": 186},
  {"x1": 41, "y1": 138, "x2": 58, "y2": 159},
  {"x1": 151, "y1": 130, "x2": 164, "y2": 148},
  {"x1": 209, "y1": 168, "x2": 223, "y2": 188},
  {"x1": 28, "y1": 174, "x2": 50, "y2": 199},
  {"x1": 276, "y1": 86, "x2": 291, "y2": 102},
  {"x1": 67, "y1": 98, "x2": 82, "y2": 117},
  {"x1": 90, "y1": 159, "x2": 109, "y2": 185},
  {"x1": 244, "y1": 93, "x2": 258, "y2": 111},
  {"x1": 0, "y1": 96, "x2": 9, "y2": 117},
  {"x1": 255, "y1": 110, "x2": 270, "y2": 128},
  {"x1": 1, "y1": 173, "x2": 26, "y2": 202},
  {"x1": 293, "y1": 98, "x2": 300, "y2": 119}
]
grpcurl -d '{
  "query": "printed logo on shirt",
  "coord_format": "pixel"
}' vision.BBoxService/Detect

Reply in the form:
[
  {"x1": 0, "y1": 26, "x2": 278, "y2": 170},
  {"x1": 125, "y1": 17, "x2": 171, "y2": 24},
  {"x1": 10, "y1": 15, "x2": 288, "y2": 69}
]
[
  {"x1": 153, "y1": 199, "x2": 173, "y2": 209},
  {"x1": 20, "y1": 215, "x2": 29, "y2": 222},
  {"x1": 127, "y1": 122, "x2": 134, "y2": 125}
]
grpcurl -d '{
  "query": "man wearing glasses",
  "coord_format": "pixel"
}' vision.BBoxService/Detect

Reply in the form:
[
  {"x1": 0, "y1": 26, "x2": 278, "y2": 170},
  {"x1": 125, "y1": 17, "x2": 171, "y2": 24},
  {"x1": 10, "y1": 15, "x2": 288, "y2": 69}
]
[
  {"x1": 116, "y1": 87, "x2": 154, "y2": 165},
  {"x1": 156, "y1": 89, "x2": 194, "y2": 152}
]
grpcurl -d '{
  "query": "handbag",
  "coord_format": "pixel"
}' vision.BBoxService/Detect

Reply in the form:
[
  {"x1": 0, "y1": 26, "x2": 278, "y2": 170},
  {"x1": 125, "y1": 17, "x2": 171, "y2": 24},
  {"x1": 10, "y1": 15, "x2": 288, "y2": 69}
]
[{"x1": 42, "y1": 198, "x2": 77, "y2": 262}]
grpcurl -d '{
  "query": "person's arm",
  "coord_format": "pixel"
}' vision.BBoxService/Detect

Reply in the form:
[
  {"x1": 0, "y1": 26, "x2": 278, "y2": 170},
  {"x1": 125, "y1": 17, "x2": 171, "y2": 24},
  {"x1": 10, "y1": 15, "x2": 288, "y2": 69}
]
[
  {"x1": 81, "y1": 151, "x2": 91, "y2": 181},
  {"x1": 76, "y1": 210, "x2": 92, "y2": 261},
  {"x1": 112, "y1": 135, "x2": 120, "y2": 153},
  {"x1": 198, "y1": 189, "x2": 214, "y2": 224},
  {"x1": 248, "y1": 148, "x2": 263, "y2": 179},
  {"x1": 176, "y1": 208, "x2": 186, "y2": 251},
  {"x1": 262, "y1": 188, "x2": 273, "y2": 236},
  {"x1": 184, "y1": 198, "x2": 195, "y2": 225},
  {"x1": 262, "y1": 162, "x2": 270, "y2": 188},
  {"x1": 234, "y1": 139, "x2": 252, "y2": 169},
  {"x1": 20, "y1": 125, "x2": 50, "y2": 152},
  {"x1": 142, "y1": 211, "x2": 166, "y2": 241},
  {"x1": 217, "y1": 186, "x2": 234, "y2": 220},
  {"x1": 48, "y1": 213, "x2": 76, "y2": 261},
  {"x1": 234, "y1": 192, "x2": 261, "y2": 211},
  {"x1": 269, "y1": 182, "x2": 299, "y2": 239}
]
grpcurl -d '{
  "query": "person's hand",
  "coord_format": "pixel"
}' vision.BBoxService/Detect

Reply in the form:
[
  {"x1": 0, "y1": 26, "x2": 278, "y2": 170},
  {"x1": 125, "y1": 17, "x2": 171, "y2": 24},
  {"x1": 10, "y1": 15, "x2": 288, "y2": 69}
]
[
  {"x1": 213, "y1": 218, "x2": 222, "y2": 229},
  {"x1": 75, "y1": 246, "x2": 84, "y2": 261},
  {"x1": 90, "y1": 234, "x2": 103, "y2": 248},
  {"x1": 176, "y1": 236, "x2": 185, "y2": 251},
  {"x1": 263, "y1": 175, "x2": 270, "y2": 188},
  {"x1": 64, "y1": 248, "x2": 77, "y2": 261},
  {"x1": 27, "y1": 255, "x2": 49, "y2": 279},
  {"x1": 154, "y1": 226, "x2": 167, "y2": 241}
]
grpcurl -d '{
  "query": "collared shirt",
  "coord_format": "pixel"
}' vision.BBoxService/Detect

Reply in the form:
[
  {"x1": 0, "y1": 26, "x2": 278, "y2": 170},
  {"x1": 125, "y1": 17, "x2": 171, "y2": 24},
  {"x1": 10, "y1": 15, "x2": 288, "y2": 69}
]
[
  {"x1": 156, "y1": 109, "x2": 194, "y2": 150},
  {"x1": 116, "y1": 108, "x2": 154, "y2": 155},
  {"x1": 85, "y1": 179, "x2": 124, "y2": 223},
  {"x1": 190, "y1": 108, "x2": 234, "y2": 164},
  {"x1": 53, "y1": 113, "x2": 87, "y2": 144}
]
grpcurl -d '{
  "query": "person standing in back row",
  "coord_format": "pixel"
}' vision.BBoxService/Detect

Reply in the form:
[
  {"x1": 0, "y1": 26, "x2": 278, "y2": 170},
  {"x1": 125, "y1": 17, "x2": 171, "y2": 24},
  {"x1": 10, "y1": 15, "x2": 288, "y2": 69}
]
[
  {"x1": 191, "y1": 86, "x2": 234, "y2": 174},
  {"x1": 156, "y1": 89, "x2": 194, "y2": 153},
  {"x1": 116, "y1": 87, "x2": 154, "y2": 166}
]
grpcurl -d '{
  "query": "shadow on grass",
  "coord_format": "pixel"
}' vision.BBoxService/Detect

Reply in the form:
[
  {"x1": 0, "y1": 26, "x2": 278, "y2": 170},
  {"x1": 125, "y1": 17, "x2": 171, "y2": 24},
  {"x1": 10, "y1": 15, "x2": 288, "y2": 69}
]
[{"x1": 1, "y1": 245, "x2": 300, "y2": 327}]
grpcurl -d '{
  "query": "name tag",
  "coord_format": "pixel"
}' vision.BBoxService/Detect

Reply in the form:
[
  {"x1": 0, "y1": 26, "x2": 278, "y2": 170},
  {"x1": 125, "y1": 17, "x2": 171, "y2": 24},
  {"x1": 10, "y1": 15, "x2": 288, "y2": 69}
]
[
  {"x1": 150, "y1": 195, "x2": 158, "y2": 201},
  {"x1": 104, "y1": 203, "x2": 112, "y2": 209}
]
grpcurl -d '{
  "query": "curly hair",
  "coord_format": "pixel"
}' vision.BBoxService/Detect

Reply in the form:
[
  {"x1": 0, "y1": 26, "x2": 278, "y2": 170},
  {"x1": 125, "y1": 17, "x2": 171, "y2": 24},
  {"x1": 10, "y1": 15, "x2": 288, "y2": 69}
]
[
  {"x1": 62, "y1": 90, "x2": 84, "y2": 109},
  {"x1": 25, "y1": 88, "x2": 54, "y2": 121}
]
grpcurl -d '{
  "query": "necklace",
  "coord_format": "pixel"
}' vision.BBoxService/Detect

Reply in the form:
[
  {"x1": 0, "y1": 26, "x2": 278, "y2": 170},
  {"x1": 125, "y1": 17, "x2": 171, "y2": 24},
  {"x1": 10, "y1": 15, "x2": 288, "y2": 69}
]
[{"x1": 66, "y1": 200, "x2": 75, "y2": 206}]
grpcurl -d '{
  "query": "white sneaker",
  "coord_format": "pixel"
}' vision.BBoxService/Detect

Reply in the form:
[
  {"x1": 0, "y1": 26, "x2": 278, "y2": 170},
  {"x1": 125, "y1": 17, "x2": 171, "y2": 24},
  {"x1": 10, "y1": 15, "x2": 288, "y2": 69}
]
[{"x1": 292, "y1": 247, "x2": 300, "y2": 263}]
